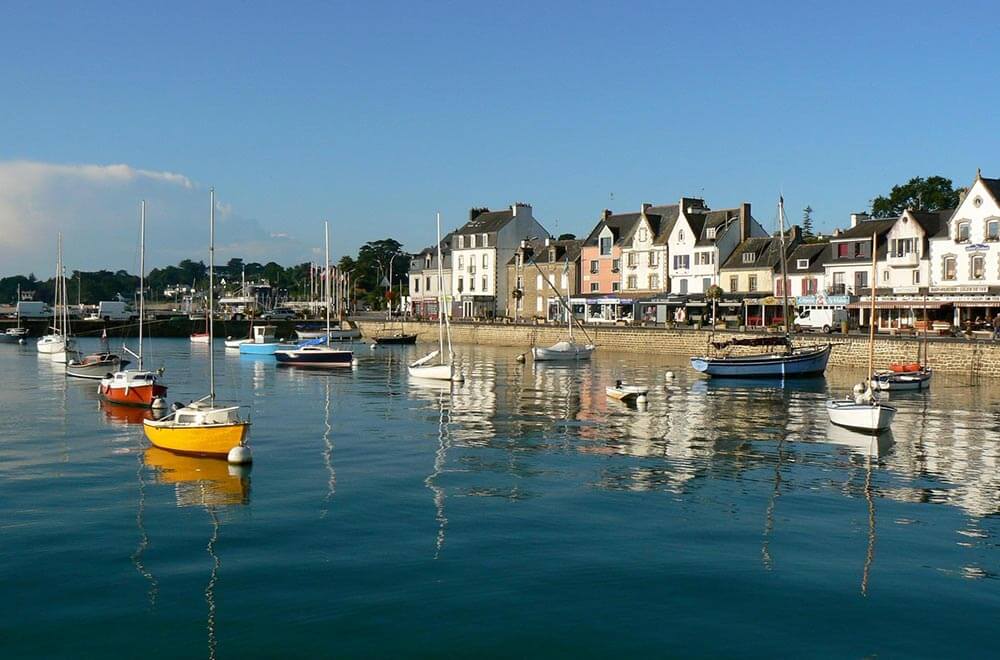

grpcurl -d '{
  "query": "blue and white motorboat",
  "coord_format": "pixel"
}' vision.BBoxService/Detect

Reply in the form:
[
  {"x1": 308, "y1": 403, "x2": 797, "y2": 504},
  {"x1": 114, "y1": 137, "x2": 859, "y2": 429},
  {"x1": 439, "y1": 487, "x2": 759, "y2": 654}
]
[
  {"x1": 238, "y1": 324, "x2": 292, "y2": 355},
  {"x1": 690, "y1": 337, "x2": 831, "y2": 378}
]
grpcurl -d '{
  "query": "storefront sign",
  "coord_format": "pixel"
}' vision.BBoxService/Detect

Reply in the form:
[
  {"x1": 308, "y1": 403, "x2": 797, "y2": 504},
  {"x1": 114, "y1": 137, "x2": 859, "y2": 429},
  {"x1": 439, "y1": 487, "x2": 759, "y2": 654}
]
[
  {"x1": 796, "y1": 294, "x2": 851, "y2": 306},
  {"x1": 964, "y1": 243, "x2": 990, "y2": 252},
  {"x1": 929, "y1": 285, "x2": 991, "y2": 294}
]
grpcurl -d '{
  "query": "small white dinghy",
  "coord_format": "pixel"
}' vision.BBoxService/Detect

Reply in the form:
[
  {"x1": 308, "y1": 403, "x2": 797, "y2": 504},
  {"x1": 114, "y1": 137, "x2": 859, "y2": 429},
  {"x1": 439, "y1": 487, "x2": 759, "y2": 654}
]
[
  {"x1": 532, "y1": 341, "x2": 596, "y2": 362},
  {"x1": 225, "y1": 337, "x2": 251, "y2": 349},
  {"x1": 827, "y1": 227, "x2": 896, "y2": 434},
  {"x1": 826, "y1": 395, "x2": 896, "y2": 432},
  {"x1": 408, "y1": 349, "x2": 454, "y2": 381},
  {"x1": 606, "y1": 380, "x2": 649, "y2": 402}
]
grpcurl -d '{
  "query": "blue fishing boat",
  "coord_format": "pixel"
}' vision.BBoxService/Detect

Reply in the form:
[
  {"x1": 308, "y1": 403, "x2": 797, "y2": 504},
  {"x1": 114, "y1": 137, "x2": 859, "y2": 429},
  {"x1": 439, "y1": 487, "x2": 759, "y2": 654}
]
[
  {"x1": 690, "y1": 338, "x2": 831, "y2": 378},
  {"x1": 238, "y1": 324, "x2": 292, "y2": 356}
]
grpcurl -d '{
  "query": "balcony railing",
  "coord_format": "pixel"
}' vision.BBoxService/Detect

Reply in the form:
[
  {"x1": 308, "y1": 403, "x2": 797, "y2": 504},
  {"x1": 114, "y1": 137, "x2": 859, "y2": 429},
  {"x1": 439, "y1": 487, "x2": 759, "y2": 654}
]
[{"x1": 887, "y1": 252, "x2": 919, "y2": 268}]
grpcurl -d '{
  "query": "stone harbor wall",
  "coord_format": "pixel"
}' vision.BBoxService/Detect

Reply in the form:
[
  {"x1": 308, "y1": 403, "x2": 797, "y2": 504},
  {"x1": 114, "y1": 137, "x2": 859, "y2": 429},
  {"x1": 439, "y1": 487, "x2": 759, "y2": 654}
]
[{"x1": 357, "y1": 320, "x2": 1000, "y2": 381}]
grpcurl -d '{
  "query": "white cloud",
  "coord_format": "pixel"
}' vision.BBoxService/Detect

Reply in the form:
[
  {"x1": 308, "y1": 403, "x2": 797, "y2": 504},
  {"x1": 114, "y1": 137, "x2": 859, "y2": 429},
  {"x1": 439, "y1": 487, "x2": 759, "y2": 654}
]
[{"x1": 0, "y1": 160, "x2": 309, "y2": 277}]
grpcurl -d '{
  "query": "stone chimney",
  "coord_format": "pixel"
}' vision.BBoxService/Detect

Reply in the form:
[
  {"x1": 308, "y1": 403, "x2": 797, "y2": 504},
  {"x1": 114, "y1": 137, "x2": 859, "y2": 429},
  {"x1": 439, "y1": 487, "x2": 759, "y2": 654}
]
[
  {"x1": 641, "y1": 202, "x2": 652, "y2": 214},
  {"x1": 511, "y1": 202, "x2": 532, "y2": 217},
  {"x1": 544, "y1": 237, "x2": 551, "y2": 247},
  {"x1": 789, "y1": 225, "x2": 802, "y2": 245},
  {"x1": 602, "y1": 208, "x2": 612, "y2": 221},
  {"x1": 850, "y1": 212, "x2": 869, "y2": 228},
  {"x1": 739, "y1": 202, "x2": 752, "y2": 242},
  {"x1": 681, "y1": 197, "x2": 706, "y2": 216},
  {"x1": 957, "y1": 187, "x2": 969, "y2": 205},
  {"x1": 469, "y1": 207, "x2": 487, "y2": 223}
]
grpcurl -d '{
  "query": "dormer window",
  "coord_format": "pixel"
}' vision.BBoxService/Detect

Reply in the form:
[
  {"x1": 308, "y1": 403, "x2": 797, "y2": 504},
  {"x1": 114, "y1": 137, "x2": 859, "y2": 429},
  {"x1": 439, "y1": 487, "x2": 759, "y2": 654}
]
[
  {"x1": 469, "y1": 234, "x2": 476, "y2": 248},
  {"x1": 742, "y1": 252, "x2": 756, "y2": 264},
  {"x1": 600, "y1": 236, "x2": 612, "y2": 256},
  {"x1": 796, "y1": 259, "x2": 809, "y2": 269},
  {"x1": 706, "y1": 227, "x2": 717, "y2": 240},
  {"x1": 957, "y1": 221, "x2": 971, "y2": 243},
  {"x1": 482, "y1": 233, "x2": 488, "y2": 247},
  {"x1": 458, "y1": 235, "x2": 465, "y2": 249}
]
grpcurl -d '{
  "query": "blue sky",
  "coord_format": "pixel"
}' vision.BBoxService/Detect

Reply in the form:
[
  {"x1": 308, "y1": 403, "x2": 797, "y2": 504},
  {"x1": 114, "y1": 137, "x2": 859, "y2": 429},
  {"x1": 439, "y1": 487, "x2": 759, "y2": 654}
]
[{"x1": 1, "y1": 0, "x2": 998, "y2": 274}]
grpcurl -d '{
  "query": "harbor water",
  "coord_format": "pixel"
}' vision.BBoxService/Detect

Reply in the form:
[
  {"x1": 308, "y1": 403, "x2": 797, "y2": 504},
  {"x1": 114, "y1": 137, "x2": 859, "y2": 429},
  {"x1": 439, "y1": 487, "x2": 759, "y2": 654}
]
[{"x1": 1, "y1": 338, "x2": 998, "y2": 657}]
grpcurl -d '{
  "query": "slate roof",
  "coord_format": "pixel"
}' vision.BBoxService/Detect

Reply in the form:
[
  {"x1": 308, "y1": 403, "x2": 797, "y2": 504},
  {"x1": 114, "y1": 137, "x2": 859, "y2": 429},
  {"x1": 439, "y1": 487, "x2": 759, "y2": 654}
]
[
  {"x1": 582, "y1": 212, "x2": 644, "y2": 246},
  {"x1": 981, "y1": 176, "x2": 1000, "y2": 205},
  {"x1": 907, "y1": 209, "x2": 952, "y2": 239},
  {"x1": 638, "y1": 204, "x2": 681, "y2": 246},
  {"x1": 692, "y1": 208, "x2": 741, "y2": 246},
  {"x1": 455, "y1": 210, "x2": 514, "y2": 235},
  {"x1": 830, "y1": 217, "x2": 897, "y2": 240},
  {"x1": 782, "y1": 242, "x2": 829, "y2": 274},
  {"x1": 506, "y1": 239, "x2": 583, "y2": 266},
  {"x1": 721, "y1": 236, "x2": 787, "y2": 271}
]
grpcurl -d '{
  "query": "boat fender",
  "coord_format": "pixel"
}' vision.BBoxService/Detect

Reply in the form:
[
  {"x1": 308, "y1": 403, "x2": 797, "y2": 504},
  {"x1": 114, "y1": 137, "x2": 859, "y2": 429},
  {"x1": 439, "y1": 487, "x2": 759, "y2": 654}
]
[
  {"x1": 664, "y1": 371, "x2": 675, "y2": 380},
  {"x1": 227, "y1": 445, "x2": 253, "y2": 465}
]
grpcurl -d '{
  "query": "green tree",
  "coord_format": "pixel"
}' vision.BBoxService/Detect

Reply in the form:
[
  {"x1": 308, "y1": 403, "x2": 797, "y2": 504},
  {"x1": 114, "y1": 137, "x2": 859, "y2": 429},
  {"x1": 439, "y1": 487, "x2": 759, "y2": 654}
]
[
  {"x1": 871, "y1": 176, "x2": 960, "y2": 218},
  {"x1": 802, "y1": 206, "x2": 814, "y2": 237}
]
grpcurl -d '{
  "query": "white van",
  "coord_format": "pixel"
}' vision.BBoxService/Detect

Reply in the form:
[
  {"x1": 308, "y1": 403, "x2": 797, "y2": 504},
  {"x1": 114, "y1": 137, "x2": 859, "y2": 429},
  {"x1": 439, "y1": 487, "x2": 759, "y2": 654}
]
[
  {"x1": 793, "y1": 307, "x2": 848, "y2": 333},
  {"x1": 86, "y1": 301, "x2": 134, "y2": 321},
  {"x1": 16, "y1": 301, "x2": 51, "y2": 319}
]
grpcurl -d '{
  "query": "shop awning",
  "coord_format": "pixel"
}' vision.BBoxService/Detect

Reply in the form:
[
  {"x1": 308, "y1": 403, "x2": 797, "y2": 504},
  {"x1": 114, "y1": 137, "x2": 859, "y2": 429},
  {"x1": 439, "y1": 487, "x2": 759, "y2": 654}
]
[
  {"x1": 847, "y1": 300, "x2": 949, "y2": 309},
  {"x1": 953, "y1": 300, "x2": 1000, "y2": 308}
]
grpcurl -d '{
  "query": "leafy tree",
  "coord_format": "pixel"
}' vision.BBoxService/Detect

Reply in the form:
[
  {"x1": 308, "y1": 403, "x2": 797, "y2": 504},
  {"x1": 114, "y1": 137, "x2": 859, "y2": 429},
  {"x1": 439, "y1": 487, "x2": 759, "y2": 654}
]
[
  {"x1": 802, "y1": 206, "x2": 814, "y2": 237},
  {"x1": 871, "y1": 176, "x2": 960, "y2": 218},
  {"x1": 557, "y1": 233, "x2": 576, "y2": 240}
]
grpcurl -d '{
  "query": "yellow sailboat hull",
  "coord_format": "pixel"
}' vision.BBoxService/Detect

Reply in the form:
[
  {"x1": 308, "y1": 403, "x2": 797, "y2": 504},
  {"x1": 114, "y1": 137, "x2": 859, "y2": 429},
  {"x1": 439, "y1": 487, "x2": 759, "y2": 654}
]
[{"x1": 143, "y1": 421, "x2": 250, "y2": 457}]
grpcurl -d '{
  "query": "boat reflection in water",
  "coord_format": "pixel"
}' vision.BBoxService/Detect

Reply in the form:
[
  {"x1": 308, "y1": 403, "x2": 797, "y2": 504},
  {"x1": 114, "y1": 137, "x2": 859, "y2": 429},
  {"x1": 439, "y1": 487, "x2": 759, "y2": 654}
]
[
  {"x1": 823, "y1": 423, "x2": 895, "y2": 459},
  {"x1": 142, "y1": 447, "x2": 250, "y2": 659},
  {"x1": 100, "y1": 401, "x2": 166, "y2": 426}
]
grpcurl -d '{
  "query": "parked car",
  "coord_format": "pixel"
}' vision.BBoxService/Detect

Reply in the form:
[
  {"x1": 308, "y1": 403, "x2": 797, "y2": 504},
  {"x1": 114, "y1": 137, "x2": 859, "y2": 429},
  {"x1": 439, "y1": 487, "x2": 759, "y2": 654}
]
[{"x1": 261, "y1": 307, "x2": 297, "y2": 320}]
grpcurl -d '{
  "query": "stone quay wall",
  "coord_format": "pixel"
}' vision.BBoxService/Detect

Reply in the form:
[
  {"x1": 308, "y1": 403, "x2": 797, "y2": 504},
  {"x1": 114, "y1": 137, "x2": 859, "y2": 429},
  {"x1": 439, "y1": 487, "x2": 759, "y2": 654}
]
[{"x1": 359, "y1": 320, "x2": 1000, "y2": 381}]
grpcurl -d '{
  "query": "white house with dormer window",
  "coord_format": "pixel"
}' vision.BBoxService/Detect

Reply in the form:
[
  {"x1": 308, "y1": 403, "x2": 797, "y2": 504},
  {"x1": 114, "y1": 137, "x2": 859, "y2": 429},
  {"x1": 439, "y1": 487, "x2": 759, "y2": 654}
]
[
  {"x1": 929, "y1": 172, "x2": 1000, "y2": 291},
  {"x1": 667, "y1": 199, "x2": 765, "y2": 295}
]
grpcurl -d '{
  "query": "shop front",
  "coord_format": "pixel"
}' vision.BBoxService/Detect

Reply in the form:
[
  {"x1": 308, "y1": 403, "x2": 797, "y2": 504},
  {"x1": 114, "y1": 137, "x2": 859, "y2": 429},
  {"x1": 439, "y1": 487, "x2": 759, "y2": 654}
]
[{"x1": 571, "y1": 296, "x2": 635, "y2": 324}]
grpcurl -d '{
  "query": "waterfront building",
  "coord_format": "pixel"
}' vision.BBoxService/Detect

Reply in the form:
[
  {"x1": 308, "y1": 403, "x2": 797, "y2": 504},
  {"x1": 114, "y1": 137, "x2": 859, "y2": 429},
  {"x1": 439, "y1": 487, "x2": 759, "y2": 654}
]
[
  {"x1": 578, "y1": 209, "x2": 640, "y2": 322},
  {"x1": 666, "y1": 200, "x2": 766, "y2": 295},
  {"x1": 408, "y1": 234, "x2": 453, "y2": 319},
  {"x1": 619, "y1": 203, "x2": 677, "y2": 297},
  {"x1": 506, "y1": 238, "x2": 582, "y2": 321},
  {"x1": 718, "y1": 227, "x2": 802, "y2": 327},
  {"x1": 776, "y1": 242, "x2": 829, "y2": 298},
  {"x1": 822, "y1": 213, "x2": 895, "y2": 297},
  {"x1": 450, "y1": 203, "x2": 548, "y2": 319}
]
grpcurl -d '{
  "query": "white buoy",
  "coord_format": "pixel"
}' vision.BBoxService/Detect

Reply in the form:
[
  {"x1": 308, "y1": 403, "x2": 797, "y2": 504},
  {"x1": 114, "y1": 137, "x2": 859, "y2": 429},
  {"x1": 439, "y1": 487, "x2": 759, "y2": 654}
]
[
  {"x1": 515, "y1": 353, "x2": 526, "y2": 363},
  {"x1": 18, "y1": 338, "x2": 26, "y2": 345},
  {"x1": 664, "y1": 371, "x2": 675, "y2": 380},
  {"x1": 351, "y1": 358, "x2": 359, "y2": 366},
  {"x1": 227, "y1": 445, "x2": 253, "y2": 465},
  {"x1": 636, "y1": 394, "x2": 648, "y2": 405},
  {"x1": 369, "y1": 343, "x2": 377, "y2": 350},
  {"x1": 452, "y1": 372, "x2": 465, "y2": 383},
  {"x1": 151, "y1": 397, "x2": 167, "y2": 409}
]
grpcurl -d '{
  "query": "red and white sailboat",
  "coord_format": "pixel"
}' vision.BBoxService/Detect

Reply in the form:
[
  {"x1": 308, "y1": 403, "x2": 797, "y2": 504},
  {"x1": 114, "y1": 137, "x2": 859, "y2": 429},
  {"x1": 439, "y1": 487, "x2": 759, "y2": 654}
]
[{"x1": 99, "y1": 201, "x2": 168, "y2": 409}]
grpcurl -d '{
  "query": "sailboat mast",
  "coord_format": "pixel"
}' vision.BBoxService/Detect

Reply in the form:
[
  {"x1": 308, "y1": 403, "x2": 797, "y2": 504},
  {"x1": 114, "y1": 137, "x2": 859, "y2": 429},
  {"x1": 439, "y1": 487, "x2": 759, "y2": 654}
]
[
  {"x1": 922, "y1": 289, "x2": 929, "y2": 368},
  {"x1": 209, "y1": 188, "x2": 216, "y2": 404},
  {"x1": 867, "y1": 230, "x2": 877, "y2": 384},
  {"x1": 52, "y1": 235, "x2": 60, "y2": 334},
  {"x1": 777, "y1": 197, "x2": 791, "y2": 337},
  {"x1": 436, "y1": 213, "x2": 445, "y2": 358},
  {"x1": 325, "y1": 221, "x2": 331, "y2": 342},
  {"x1": 139, "y1": 201, "x2": 145, "y2": 371}
]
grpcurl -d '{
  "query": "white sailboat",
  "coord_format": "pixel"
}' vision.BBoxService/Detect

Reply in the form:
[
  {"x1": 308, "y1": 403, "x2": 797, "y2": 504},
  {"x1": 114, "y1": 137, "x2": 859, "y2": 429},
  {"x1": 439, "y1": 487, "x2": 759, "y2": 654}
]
[
  {"x1": 827, "y1": 229, "x2": 896, "y2": 432},
  {"x1": 37, "y1": 234, "x2": 76, "y2": 361},
  {"x1": 143, "y1": 188, "x2": 251, "y2": 461},
  {"x1": 0, "y1": 284, "x2": 29, "y2": 344},
  {"x1": 409, "y1": 213, "x2": 461, "y2": 381},
  {"x1": 274, "y1": 222, "x2": 354, "y2": 367},
  {"x1": 530, "y1": 248, "x2": 595, "y2": 362}
]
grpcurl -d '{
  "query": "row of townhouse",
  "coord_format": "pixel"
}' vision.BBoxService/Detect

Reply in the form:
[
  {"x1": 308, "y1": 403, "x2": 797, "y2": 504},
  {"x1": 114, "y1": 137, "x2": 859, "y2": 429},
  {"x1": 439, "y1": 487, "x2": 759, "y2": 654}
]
[{"x1": 407, "y1": 171, "x2": 1000, "y2": 327}]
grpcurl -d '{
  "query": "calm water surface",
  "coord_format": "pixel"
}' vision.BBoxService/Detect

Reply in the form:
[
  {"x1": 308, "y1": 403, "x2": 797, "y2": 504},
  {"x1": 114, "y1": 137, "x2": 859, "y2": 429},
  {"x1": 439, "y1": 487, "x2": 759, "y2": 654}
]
[{"x1": 1, "y1": 338, "x2": 998, "y2": 658}]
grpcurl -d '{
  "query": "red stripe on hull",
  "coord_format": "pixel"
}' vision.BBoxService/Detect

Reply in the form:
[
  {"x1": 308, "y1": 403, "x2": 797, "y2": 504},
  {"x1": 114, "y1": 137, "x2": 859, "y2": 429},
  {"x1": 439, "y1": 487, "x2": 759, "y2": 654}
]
[{"x1": 99, "y1": 383, "x2": 168, "y2": 408}]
